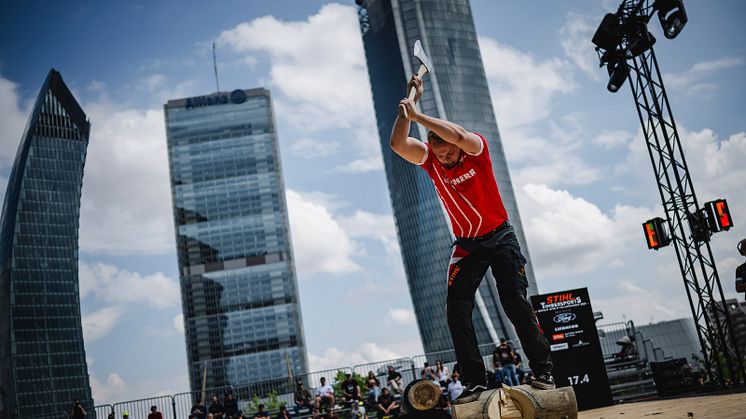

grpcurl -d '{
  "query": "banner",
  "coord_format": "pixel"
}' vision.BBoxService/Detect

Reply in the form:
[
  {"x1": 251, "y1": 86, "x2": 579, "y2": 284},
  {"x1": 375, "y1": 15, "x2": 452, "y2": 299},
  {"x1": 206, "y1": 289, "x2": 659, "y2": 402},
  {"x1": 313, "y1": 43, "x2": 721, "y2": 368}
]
[{"x1": 530, "y1": 288, "x2": 612, "y2": 410}]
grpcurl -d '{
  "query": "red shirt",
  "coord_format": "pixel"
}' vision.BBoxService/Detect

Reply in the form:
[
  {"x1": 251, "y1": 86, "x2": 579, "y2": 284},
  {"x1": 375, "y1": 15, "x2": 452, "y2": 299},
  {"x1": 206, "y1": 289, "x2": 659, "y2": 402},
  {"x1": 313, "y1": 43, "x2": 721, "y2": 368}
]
[{"x1": 419, "y1": 133, "x2": 508, "y2": 238}]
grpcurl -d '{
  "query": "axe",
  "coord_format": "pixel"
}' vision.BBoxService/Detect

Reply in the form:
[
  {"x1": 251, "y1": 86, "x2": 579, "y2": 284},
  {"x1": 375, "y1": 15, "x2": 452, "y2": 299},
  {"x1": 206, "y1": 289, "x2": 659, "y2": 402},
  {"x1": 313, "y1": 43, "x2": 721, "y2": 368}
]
[{"x1": 398, "y1": 39, "x2": 433, "y2": 119}]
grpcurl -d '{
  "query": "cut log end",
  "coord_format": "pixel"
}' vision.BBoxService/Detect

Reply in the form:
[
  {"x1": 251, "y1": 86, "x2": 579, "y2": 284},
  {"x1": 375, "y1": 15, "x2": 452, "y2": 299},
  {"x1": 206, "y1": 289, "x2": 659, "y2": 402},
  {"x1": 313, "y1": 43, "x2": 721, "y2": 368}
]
[
  {"x1": 451, "y1": 385, "x2": 578, "y2": 419},
  {"x1": 406, "y1": 380, "x2": 442, "y2": 411}
]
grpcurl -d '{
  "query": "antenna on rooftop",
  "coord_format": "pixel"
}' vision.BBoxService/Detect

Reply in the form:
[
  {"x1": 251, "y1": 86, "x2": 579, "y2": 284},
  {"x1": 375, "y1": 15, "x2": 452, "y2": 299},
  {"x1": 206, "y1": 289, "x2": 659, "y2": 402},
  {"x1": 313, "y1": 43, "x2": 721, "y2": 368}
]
[{"x1": 213, "y1": 42, "x2": 220, "y2": 92}]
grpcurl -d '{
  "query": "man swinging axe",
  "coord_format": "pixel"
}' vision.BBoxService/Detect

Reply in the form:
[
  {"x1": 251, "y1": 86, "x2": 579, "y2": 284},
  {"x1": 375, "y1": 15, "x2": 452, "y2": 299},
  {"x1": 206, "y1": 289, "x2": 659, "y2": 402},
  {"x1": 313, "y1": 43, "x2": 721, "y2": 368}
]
[{"x1": 389, "y1": 59, "x2": 554, "y2": 404}]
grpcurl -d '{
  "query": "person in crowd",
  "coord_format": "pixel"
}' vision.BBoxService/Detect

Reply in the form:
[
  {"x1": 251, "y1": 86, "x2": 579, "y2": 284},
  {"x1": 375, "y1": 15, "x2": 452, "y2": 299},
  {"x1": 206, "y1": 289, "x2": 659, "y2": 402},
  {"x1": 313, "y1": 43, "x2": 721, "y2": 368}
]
[
  {"x1": 435, "y1": 360, "x2": 450, "y2": 388},
  {"x1": 209, "y1": 394, "x2": 225, "y2": 419},
  {"x1": 366, "y1": 370, "x2": 381, "y2": 387},
  {"x1": 314, "y1": 377, "x2": 335, "y2": 412},
  {"x1": 737, "y1": 238, "x2": 746, "y2": 298},
  {"x1": 148, "y1": 405, "x2": 164, "y2": 419},
  {"x1": 190, "y1": 398, "x2": 207, "y2": 419},
  {"x1": 496, "y1": 338, "x2": 519, "y2": 386},
  {"x1": 294, "y1": 380, "x2": 315, "y2": 415},
  {"x1": 351, "y1": 400, "x2": 368, "y2": 419},
  {"x1": 375, "y1": 388, "x2": 399, "y2": 419},
  {"x1": 514, "y1": 350, "x2": 526, "y2": 384},
  {"x1": 386, "y1": 366, "x2": 403, "y2": 395},
  {"x1": 365, "y1": 377, "x2": 381, "y2": 408},
  {"x1": 122, "y1": 412, "x2": 129, "y2": 419},
  {"x1": 224, "y1": 392, "x2": 239, "y2": 419},
  {"x1": 491, "y1": 346, "x2": 504, "y2": 387},
  {"x1": 341, "y1": 373, "x2": 362, "y2": 406},
  {"x1": 420, "y1": 362, "x2": 436, "y2": 381},
  {"x1": 107, "y1": 413, "x2": 115, "y2": 419},
  {"x1": 70, "y1": 399, "x2": 86, "y2": 419},
  {"x1": 447, "y1": 371, "x2": 465, "y2": 402},
  {"x1": 274, "y1": 405, "x2": 290, "y2": 419},
  {"x1": 253, "y1": 404, "x2": 270, "y2": 419},
  {"x1": 311, "y1": 407, "x2": 323, "y2": 419}
]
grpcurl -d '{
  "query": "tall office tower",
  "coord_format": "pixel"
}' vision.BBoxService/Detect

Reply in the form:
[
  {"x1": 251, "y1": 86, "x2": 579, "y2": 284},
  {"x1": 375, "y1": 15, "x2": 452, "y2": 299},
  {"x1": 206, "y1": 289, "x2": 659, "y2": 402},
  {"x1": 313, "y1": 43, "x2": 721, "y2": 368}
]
[
  {"x1": 0, "y1": 69, "x2": 93, "y2": 417},
  {"x1": 356, "y1": 0, "x2": 538, "y2": 353},
  {"x1": 165, "y1": 88, "x2": 308, "y2": 391}
]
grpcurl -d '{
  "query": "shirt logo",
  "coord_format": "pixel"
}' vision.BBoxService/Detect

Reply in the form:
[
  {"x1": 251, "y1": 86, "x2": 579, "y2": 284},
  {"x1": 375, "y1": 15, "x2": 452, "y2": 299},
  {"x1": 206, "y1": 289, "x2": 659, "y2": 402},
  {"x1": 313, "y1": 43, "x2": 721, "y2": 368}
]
[{"x1": 445, "y1": 169, "x2": 477, "y2": 186}]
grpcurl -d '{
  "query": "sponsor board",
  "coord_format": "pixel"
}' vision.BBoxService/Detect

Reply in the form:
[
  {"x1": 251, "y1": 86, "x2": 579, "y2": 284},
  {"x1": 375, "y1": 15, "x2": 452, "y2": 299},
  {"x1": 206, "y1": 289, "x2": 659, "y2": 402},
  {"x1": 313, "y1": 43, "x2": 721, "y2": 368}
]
[{"x1": 531, "y1": 288, "x2": 612, "y2": 410}]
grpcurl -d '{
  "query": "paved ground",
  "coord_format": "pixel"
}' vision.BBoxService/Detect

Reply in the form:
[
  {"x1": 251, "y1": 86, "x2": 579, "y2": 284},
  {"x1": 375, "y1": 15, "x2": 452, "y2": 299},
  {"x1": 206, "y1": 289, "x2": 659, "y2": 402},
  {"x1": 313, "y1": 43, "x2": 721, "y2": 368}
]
[{"x1": 579, "y1": 393, "x2": 744, "y2": 419}]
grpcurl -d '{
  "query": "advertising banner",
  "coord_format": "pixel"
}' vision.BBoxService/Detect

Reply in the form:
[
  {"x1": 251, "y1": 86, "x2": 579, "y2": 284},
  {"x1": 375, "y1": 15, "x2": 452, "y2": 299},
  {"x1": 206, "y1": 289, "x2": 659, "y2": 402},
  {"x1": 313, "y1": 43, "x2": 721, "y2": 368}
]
[{"x1": 530, "y1": 288, "x2": 613, "y2": 410}]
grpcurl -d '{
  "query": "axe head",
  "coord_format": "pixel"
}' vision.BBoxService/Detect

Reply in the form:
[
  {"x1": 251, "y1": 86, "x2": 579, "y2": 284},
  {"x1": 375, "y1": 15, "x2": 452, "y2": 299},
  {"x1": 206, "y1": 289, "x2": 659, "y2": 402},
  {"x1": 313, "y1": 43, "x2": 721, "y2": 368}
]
[{"x1": 413, "y1": 40, "x2": 433, "y2": 74}]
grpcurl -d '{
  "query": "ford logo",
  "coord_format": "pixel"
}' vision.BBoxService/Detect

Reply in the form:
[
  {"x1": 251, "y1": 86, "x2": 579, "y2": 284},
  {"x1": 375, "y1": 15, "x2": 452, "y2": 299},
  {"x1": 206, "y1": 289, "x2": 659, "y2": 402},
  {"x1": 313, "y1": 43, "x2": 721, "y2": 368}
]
[{"x1": 554, "y1": 313, "x2": 576, "y2": 323}]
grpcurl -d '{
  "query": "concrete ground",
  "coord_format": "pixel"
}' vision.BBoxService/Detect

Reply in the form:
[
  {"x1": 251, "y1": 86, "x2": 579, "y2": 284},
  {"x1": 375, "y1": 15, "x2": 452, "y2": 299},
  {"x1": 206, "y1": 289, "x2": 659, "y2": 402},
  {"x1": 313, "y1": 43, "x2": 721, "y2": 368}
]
[{"x1": 578, "y1": 393, "x2": 744, "y2": 419}]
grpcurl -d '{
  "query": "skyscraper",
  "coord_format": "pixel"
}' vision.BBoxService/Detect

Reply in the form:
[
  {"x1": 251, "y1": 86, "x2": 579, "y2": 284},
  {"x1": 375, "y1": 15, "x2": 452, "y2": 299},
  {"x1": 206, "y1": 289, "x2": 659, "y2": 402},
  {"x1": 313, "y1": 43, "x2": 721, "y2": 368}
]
[
  {"x1": 0, "y1": 69, "x2": 93, "y2": 417},
  {"x1": 165, "y1": 88, "x2": 308, "y2": 391},
  {"x1": 357, "y1": 0, "x2": 538, "y2": 353}
]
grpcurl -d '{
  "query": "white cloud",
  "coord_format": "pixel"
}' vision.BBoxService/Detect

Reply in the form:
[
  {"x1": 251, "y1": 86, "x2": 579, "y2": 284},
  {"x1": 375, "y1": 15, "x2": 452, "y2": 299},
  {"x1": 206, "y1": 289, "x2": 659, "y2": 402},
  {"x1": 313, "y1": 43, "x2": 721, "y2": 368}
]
[
  {"x1": 308, "y1": 342, "x2": 403, "y2": 372},
  {"x1": 338, "y1": 210, "x2": 401, "y2": 257},
  {"x1": 83, "y1": 306, "x2": 127, "y2": 342},
  {"x1": 594, "y1": 129, "x2": 634, "y2": 149},
  {"x1": 0, "y1": 75, "x2": 31, "y2": 168},
  {"x1": 520, "y1": 183, "x2": 655, "y2": 278},
  {"x1": 664, "y1": 58, "x2": 743, "y2": 98},
  {"x1": 90, "y1": 373, "x2": 128, "y2": 405},
  {"x1": 291, "y1": 137, "x2": 341, "y2": 159},
  {"x1": 173, "y1": 313, "x2": 184, "y2": 334},
  {"x1": 78, "y1": 101, "x2": 175, "y2": 255},
  {"x1": 286, "y1": 189, "x2": 361, "y2": 277},
  {"x1": 386, "y1": 308, "x2": 416, "y2": 326},
  {"x1": 334, "y1": 156, "x2": 384, "y2": 173},
  {"x1": 79, "y1": 262, "x2": 180, "y2": 309},
  {"x1": 218, "y1": 4, "x2": 376, "y2": 133},
  {"x1": 559, "y1": 12, "x2": 601, "y2": 80},
  {"x1": 479, "y1": 36, "x2": 576, "y2": 129}
]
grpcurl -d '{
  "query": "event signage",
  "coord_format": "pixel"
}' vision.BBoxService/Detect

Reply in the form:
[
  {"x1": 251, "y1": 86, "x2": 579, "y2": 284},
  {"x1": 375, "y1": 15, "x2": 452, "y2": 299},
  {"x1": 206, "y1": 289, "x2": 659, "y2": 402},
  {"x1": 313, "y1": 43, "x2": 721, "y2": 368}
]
[
  {"x1": 530, "y1": 288, "x2": 612, "y2": 410},
  {"x1": 185, "y1": 89, "x2": 247, "y2": 109}
]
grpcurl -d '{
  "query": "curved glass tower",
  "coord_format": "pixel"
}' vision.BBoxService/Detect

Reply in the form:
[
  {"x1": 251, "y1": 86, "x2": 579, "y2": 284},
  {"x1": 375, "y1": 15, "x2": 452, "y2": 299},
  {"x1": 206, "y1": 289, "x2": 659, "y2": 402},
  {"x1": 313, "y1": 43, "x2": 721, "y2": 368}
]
[
  {"x1": 0, "y1": 69, "x2": 93, "y2": 417},
  {"x1": 357, "y1": 0, "x2": 538, "y2": 353},
  {"x1": 165, "y1": 88, "x2": 308, "y2": 391}
]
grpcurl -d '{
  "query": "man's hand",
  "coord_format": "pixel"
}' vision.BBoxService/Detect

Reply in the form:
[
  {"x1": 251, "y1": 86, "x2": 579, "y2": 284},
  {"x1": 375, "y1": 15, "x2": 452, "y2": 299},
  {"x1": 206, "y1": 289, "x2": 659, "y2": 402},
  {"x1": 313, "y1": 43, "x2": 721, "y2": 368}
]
[{"x1": 398, "y1": 98, "x2": 418, "y2": 121}]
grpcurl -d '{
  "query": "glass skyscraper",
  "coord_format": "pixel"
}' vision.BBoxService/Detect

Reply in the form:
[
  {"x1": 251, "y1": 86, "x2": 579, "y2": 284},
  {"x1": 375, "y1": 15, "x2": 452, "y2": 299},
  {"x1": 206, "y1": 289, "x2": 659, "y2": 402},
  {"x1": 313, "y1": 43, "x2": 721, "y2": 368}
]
[
  {"x1": 165, "y1": 88, "x2": 308, "y2": 391},
  {"x1": 357, "y1": 0, "x2": 538, "y2": 353},
  {"x1": 0, "y1": 69, "x2": 93, "y2": 417}
]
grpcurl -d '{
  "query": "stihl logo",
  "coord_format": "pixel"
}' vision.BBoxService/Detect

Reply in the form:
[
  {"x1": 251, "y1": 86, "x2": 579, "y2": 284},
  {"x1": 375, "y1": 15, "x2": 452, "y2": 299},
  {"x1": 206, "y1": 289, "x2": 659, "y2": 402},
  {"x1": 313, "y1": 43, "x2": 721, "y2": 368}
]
[
  {"x1": 552, "y1": 333, "x2": 565, "y2": 341},
  {"x1": 546, "y1": 293, "x2": 574, "y2": 304}
]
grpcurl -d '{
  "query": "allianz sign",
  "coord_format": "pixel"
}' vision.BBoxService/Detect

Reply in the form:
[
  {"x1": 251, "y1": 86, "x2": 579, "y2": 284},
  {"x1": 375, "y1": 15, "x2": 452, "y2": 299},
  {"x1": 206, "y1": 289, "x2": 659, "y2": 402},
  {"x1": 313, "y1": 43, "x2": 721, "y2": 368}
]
[{"x1": 185, "y1": 89, "x2": 247, "y2": 109}]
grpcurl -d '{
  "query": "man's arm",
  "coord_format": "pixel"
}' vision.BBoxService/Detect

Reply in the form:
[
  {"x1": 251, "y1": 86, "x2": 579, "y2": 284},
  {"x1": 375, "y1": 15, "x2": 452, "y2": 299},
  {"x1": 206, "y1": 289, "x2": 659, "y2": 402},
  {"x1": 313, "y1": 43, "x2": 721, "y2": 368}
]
[{"x1": 390, "y1": 75, "x2": 427, "y2": 165}]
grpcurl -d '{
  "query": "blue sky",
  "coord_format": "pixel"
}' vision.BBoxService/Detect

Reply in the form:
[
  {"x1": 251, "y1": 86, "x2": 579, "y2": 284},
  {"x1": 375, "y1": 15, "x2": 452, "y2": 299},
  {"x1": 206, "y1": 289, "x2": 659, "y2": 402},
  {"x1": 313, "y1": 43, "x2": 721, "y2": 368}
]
[{"x1": 1, "y1": 0, "x2": 745, "y2": 403}]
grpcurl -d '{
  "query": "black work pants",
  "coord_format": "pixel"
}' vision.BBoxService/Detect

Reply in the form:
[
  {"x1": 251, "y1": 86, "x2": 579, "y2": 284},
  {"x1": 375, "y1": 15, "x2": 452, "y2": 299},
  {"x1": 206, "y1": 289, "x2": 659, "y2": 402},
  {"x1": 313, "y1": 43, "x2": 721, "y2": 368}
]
[{"x1": 446, "y1": 224, "x2": 552, "y2": 385}]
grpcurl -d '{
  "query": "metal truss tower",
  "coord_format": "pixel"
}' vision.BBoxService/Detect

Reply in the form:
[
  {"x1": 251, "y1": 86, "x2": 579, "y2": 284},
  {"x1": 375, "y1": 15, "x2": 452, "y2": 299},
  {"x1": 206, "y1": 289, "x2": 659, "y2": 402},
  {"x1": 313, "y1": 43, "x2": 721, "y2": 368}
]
[{"x1": 594, "y1": 0, "x2": 745, "y2": 386}]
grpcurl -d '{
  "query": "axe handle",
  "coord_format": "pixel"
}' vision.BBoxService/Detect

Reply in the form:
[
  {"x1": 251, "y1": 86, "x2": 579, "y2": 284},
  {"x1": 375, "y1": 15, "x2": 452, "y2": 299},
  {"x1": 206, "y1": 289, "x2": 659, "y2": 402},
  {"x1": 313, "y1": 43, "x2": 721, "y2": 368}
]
[{"x1": 399, "y1": 64, "x2": 429, "y2": 119}]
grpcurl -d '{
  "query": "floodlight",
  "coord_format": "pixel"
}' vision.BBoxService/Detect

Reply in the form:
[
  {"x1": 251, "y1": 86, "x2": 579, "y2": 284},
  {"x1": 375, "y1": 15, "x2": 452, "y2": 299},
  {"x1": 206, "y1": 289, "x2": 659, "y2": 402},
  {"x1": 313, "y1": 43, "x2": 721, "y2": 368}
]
[
  {"x1": 592, "y1": 13, "x2": 624, "y2": 50},
  {"x1": 606, "y1": 58, "x2": 629, "y2": 93},
  {"x1": 656, "y1": 0, "x2": 688, "y2": 39},
  {"x1": 627, "y1": 22, "x2": 657, "y2": 57}
]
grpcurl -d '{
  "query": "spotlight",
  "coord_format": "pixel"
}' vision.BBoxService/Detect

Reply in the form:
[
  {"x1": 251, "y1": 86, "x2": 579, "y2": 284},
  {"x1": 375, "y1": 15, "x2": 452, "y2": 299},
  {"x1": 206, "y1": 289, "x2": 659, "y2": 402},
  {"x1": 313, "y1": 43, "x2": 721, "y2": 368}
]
[
  {"x1": 592, "y1": 13, "x2": 624, "y2": 50},
  {"x1": 655, "y1": 0, "x2": 688, "y2": 39},
  {"x1": 605, "y1": 54, "x2": 629, "y2": 93},
  {"x1": 627, "y1": 21, "x2": 656, "y2": 57}
]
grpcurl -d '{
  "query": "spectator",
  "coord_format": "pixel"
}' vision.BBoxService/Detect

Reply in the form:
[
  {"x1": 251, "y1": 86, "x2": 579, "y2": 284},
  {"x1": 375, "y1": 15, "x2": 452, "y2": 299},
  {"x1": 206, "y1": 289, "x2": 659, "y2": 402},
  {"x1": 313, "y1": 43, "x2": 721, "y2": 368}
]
[
  {"x1": 375, "y1": 388, "x2": 399, "y2": 419},
  {"x1": 387, "y1": 366, "x2": 403, "y2": 396},
  {"x1": 311, "y1": 407, "x2": 323, "y2": 419},
  {"x1": 447, "y1": 371, "x2": 464, "y2": 402},
  {"x1": 209, "y1": 394, "x2": 226, "y2": 419},
  {"x1": 491, "y1": 346, "x2": 503, "y2": 387},
  {"x1": 274, "y1": 405, "x2": 290, "y2": 419},
  {"x1": 253, "y1": 404, "x2": 270, "y2": 419},
  {"x1": 366, "y1": 371, "x2": 381, "y2": 387},
  {"x1": 737, "y1": 239, "x2": 746, "y2": 298},
  {"x1": 148, "y1": 405, "x2": 164, "y2": 419},
  {"x1": 420, "y1": 362, "x2": 436, "y2": 381},
  {"x1": 294, "y1": 380, "x2": 315, "y2": 415},
  {"x1": 514, "y1": 351, "x2": 526, "y2": 384},
  {"x1": 107, "y1": 413, "x2": 115, "y2": 419},
  {"x1": 495, "y1": 338, "x2": 519, "y2": 386},
  {"x1": 365, "y1": 377, "x2": 381, "y2": 408},
  {"x1": 224, "y1": 393, "x2": 239, "y2": 419},
  {"x1": 435, "y1": 360, "x2": 450, "y2": 387},
  {"x1": 314, "y1": 377, "x2": 335, "y2": 412},
  {"x1": 70, "y1": 399, "x2": 86, "y2": 419},
  {"x1": 191, "y1": 398, "x2": 207, "y2": 419},
  {"x1": 341, "y1": 373, "x2": 362, "y2": 406},
  {"x1": 351, "y1": 400, "x2": 367, "y2": 419},
  {"x1": 122, "y1": 412, "x2": 129, "y2": 419}
]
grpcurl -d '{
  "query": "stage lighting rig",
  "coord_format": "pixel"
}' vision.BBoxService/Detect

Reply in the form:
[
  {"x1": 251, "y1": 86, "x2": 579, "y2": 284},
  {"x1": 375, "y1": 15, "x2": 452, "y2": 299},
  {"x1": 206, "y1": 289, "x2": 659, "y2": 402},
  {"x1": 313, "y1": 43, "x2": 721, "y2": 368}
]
[{"x1": 593, "y1": 0, "x2": 745, "y2": 387}]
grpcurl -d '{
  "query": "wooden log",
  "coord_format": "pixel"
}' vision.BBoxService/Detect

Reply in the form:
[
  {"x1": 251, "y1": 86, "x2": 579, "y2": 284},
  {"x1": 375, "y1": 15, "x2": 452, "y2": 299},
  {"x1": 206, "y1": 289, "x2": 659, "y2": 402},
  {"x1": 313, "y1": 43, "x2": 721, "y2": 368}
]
[
  {"x1": 451, "y1": 385, "x2": 577, "y2": 419},
  {"x1": 404, "y1": 379, "x2": 442, "y2": 412}
]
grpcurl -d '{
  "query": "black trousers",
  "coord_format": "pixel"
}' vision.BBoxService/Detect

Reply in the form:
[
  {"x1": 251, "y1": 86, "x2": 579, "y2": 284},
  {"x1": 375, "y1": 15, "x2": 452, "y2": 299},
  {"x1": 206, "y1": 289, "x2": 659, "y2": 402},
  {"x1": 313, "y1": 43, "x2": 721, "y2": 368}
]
[{"x1": 446, "y1": 223, "x2": 552, "y2": 385}]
